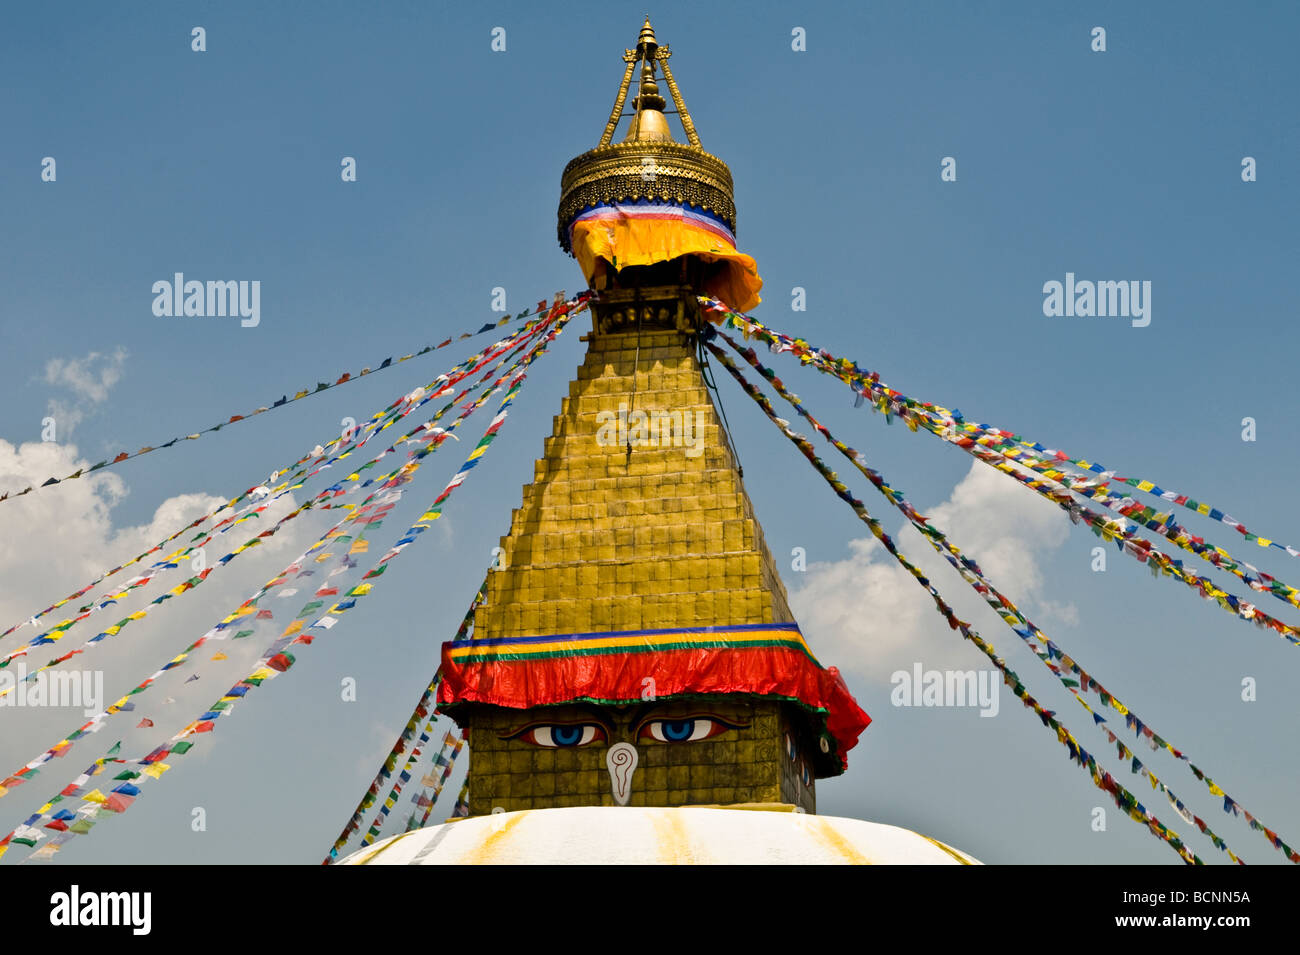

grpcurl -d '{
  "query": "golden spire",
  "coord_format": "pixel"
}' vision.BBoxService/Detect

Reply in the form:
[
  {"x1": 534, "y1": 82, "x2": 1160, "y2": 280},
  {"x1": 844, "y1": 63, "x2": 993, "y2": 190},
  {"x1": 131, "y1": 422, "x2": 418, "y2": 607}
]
[
  {"x1": 624, "y1": 18, "x2": 670, "y2": 142},
  {"x1": 558, "y1": 17, "x2": 735, "y2": 252}
]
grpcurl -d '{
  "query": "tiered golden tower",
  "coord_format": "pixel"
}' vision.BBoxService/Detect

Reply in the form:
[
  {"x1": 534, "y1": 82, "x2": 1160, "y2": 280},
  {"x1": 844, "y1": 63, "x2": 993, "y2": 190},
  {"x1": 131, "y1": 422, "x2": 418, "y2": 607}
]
[{"x1": 436, "y1": 18, "x2": 867, "y2": 815}]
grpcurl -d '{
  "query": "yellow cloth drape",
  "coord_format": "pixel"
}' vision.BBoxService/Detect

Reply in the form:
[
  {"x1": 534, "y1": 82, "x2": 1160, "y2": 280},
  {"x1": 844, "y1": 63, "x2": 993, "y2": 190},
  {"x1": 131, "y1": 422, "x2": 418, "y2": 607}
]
[{"x1": 570, "y1": 214, "x2": 762, "y2": 311}]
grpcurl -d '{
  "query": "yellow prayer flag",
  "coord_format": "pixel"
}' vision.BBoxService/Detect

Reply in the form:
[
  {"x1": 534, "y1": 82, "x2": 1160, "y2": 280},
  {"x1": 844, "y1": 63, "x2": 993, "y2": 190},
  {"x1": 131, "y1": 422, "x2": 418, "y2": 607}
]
[
  {"x1": 84, "y1": 789, "x2": 107, "y2": 804},
  {"x1": 211, "y1": 652, "x2": 228, "y2": 661},
  {"x1": 142, "y1": 763, "x2": 170, "y2": 779}
]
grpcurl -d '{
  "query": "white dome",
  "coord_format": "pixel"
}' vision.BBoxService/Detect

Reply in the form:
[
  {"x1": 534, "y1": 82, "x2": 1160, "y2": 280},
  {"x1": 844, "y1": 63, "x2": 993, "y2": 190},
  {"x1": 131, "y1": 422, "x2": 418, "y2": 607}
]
[{"x1": 338, "y1": 806, "x2": 980, "y2": 865}]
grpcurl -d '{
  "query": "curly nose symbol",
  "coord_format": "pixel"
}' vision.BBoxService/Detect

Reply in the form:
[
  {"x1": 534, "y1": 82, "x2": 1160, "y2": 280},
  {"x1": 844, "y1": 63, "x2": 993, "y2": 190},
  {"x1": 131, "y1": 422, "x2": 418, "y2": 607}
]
[{"x1": 606, "y1": 742, "x2": 639, "y2": 806}]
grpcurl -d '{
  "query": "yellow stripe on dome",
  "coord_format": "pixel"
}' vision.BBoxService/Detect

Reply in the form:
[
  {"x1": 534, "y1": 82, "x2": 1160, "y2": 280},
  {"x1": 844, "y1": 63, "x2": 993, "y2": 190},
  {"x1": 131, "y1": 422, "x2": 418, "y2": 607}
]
[
  {"x1": 652, "y1": 809, "x2": 709, "y2": 864},
  {"x1": 454, "y1": 812, "x2": 528, "y2": 865},
  {"x1": 353, "y1": 829, "x2": 421, "y2": 866},
  {"x1": 807, "y1": 816, "x2": 873, "y2": 865},
  {"x1": 920, "y1": 834, "x2": 975, "y2": 865}
]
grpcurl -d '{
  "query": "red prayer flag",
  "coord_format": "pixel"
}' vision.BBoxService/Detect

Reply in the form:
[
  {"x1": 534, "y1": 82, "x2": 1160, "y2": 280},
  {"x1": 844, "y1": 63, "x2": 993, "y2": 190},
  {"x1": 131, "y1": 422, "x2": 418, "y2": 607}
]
[{"x1": 103, "y1": 793, "x2": 136, "y2": 813}]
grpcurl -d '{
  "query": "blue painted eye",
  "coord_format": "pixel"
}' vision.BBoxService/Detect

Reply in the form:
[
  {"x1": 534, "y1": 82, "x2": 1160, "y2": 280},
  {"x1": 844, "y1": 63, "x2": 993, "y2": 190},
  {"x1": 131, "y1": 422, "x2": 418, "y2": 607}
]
[
  {"x1": 639, "y1": 718, "x2": 731, "y2": 742},
  {"x1": 552, "y1": 724, "x2": 584, "y2": 746},
  {"x1": 517, "y1": 724, "x2": 605, "y2": 748},
  {"x1": 662, "y1": 720, "x2": 695, "y2": 741}
]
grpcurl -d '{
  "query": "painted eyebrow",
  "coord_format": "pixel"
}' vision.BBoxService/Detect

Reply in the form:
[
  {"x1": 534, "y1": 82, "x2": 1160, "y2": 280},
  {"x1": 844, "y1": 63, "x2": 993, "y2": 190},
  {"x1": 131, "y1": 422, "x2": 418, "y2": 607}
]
[
  {"x1": 630, "y1": 711, "x2": 751, "y2": 734},
  {"x1": 498, "y1": 713, "x2": 616, "y2": 740}
]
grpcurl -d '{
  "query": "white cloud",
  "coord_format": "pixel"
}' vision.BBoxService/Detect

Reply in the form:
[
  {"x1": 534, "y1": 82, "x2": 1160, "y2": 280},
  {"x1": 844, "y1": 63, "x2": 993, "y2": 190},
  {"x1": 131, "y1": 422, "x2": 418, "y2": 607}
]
[
  {"x1": 789, "y1": 460, "x2": 1077, "y2": 684},
  {"x1": 0, "y1": 438, "x2": 325, "y2": 812},
  {"x1": 43, "y1": 347, "x2": 128, "y2": 404},
  {"x1": 924, "y1": 458, "x2": 1075, "y2": 618},
  {"x1": 39, "y1": 347, "x2": 128, "y2": 437}
]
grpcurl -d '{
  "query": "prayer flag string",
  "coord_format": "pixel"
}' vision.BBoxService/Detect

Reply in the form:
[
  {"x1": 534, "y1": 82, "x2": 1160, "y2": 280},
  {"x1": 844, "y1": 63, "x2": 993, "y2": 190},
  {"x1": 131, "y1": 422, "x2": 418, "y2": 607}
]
[
  {"x1": 698, "y1": 295, "x2": 1298, "y2": 560},
  {"x1": 703, "y1": 337, "x2": 1204, "y2": 865},
  {"x1": 698, "y1": 297, "x2": 1300, "y2": 651},
  {"x1": 0, "y1": 309, "x2": 568, "y2": 698},
  {"x1": 0, "y1": 295, "x2": 578, "y2": 799},
  {"x1": 0, "y1": 298, "x2": 567, "y2": 506},
  {"x1": 322, "y1": 577, "x2": 486, "y2": 863},
  {"x1": 0, "y1": 297, "x2": 582, "y2": 861},
  {"x1": 1, "y1": 295, "x2": 583, "y2": 647},
  {"x1": 412, "y1": 734, "x2": 465, "y2": 831},
  {"x1": 716, "y1": 327, "x2": 1293, "y2": 864}
]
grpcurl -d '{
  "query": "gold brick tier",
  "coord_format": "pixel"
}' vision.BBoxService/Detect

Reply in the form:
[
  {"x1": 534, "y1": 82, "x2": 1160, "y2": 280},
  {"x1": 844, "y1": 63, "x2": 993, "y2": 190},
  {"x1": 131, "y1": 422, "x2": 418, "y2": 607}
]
[{"x1": 473, "y1": 326, "x2": 793, "y2": 640}]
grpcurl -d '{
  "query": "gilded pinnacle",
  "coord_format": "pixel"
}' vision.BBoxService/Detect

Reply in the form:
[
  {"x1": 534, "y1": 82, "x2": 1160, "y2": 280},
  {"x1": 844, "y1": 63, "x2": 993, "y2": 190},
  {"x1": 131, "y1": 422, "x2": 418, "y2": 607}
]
[{"x1": 558, "y1": 18, "x2": 736, "y2": 251}]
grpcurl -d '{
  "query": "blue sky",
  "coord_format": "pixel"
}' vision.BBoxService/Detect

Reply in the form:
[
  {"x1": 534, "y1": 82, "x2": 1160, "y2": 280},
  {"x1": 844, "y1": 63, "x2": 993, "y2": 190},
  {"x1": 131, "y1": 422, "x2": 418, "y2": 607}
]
[{"x1": 0, "y1": 0, "x2": 1296, "y2": 864}]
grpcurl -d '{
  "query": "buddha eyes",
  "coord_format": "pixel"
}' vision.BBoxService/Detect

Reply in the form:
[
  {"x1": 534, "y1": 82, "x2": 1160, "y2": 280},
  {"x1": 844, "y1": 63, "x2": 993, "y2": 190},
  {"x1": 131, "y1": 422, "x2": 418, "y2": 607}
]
[
  {"x1": 508, "y1": 715, "x2": 744, "y2": 747},
  {"x1": 517, "y1": 723, "x2": 608, "y2": 748},
  {"x1": 638, "y1": 718, "x2": 732, "y2": 743}
]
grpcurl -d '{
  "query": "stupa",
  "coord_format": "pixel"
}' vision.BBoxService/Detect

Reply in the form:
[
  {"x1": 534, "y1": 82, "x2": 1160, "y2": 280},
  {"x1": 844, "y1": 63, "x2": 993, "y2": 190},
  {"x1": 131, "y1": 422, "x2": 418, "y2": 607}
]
[{"x1": 344, "y1": 18, "x2": 978, "y2": 864}]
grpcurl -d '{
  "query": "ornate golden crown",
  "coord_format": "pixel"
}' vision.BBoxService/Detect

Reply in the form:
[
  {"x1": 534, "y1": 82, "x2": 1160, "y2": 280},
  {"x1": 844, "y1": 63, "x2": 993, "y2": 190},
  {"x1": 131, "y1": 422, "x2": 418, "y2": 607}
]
[{"x1": 556, "y1": 18, "x2": 737, "y2": 253}]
